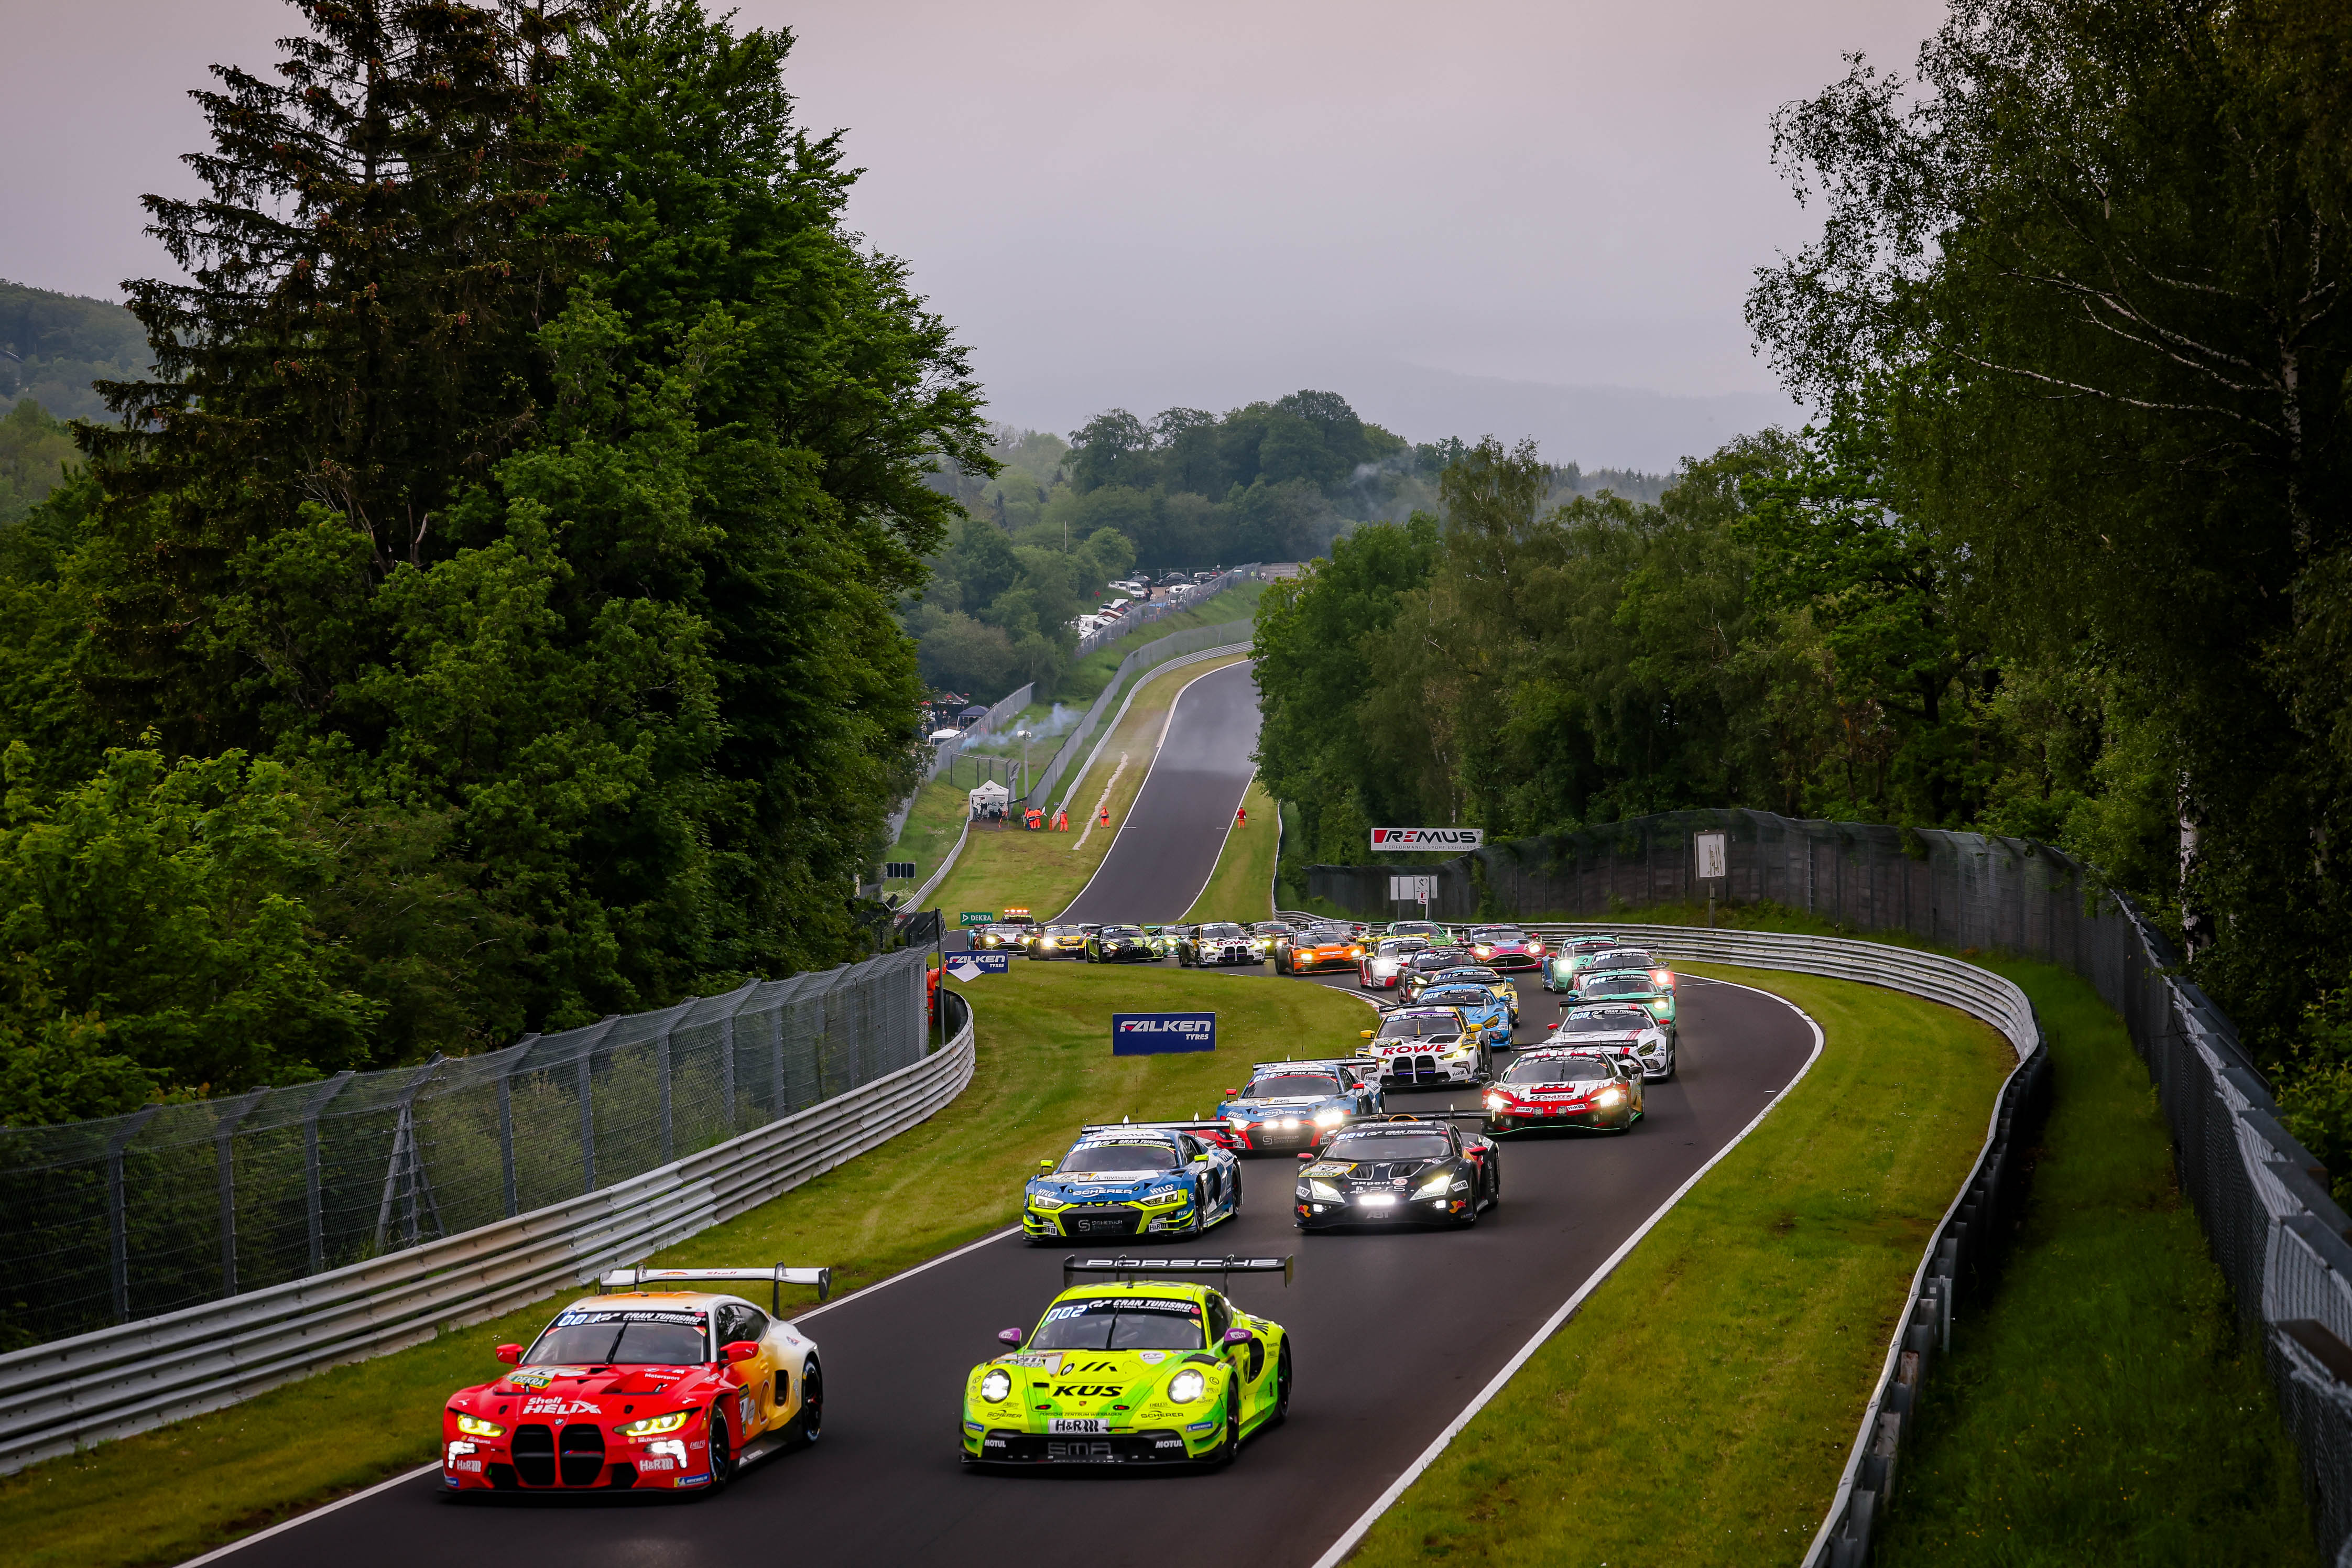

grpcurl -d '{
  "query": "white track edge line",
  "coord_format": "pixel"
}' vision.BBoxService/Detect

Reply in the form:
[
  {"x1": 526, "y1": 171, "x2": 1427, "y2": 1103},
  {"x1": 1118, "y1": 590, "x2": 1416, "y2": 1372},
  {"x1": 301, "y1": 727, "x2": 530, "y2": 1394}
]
[
  {"x1": 1306, "y1": 973, "x2": 1826, "y2": 1568},
  {"x1": 177, "y1": 1462, "x2": 443, "y2": 1566},
  {"x1": 1052, "y1": 658, "x2": 1253, "y2": 922},
  {"x1": 182, "y1": 1224, "x2": 1026, "y2": 1564},
  {"x1": 1174, "y1": 768, "x2": 1260, "y2": 923}
]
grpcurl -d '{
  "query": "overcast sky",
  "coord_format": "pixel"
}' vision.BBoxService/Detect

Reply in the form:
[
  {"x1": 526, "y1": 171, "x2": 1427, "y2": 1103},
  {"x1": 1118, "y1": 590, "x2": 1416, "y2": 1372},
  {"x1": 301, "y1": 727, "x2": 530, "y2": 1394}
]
[{"x1": 0, "y1": 0, "x2": 1945, "y2": 471}]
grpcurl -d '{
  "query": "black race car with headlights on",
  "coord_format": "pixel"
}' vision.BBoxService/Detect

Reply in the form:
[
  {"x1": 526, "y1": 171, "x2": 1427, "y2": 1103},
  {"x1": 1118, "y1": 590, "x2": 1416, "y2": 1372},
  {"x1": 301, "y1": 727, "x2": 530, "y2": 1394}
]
[
  {"x1": 1482, "y1": 1047, "x2": 1644, "y2": 1134},
  {"x1": 1085, "y1": 924, "x2": 1159, "y2": 963},
  {"x1": 1178, "y1": 921, "x2": 1262, "y2": 967},
  {"x1": 1399, "y1": 948, "x2": 1477, "y2": 1004},
  {"x1": 1293, "y1": 1116, "x2": 1500, "y2": 1230}
]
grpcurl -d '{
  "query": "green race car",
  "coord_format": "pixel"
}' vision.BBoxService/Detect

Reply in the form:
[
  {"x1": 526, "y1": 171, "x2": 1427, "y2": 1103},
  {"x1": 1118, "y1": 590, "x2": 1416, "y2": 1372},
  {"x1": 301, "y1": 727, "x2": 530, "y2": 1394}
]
[
  {"x1": 1572, "y1": 948, "x2": 1678, "y2": 1036},
  {"x1": 1085, "y1": 923, "x2": 1159, "y2": 962},
  {"x1": 1542, "y1": 933, "x2": 1626, "y2": 993},
  {"x1": 962, "y1": 1256, "x2": 1293, "y2": 1467}
]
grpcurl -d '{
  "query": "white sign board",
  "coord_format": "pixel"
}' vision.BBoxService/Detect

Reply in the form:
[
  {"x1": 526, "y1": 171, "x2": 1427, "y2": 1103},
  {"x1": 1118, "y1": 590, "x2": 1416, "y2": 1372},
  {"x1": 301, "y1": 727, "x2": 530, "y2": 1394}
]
[
  {"x1": 1695, "y1": 831, "x2": 1728, "y2": 881},
  {"x1": 1370, "y1": 828, "x2": 1484, "y2": 851},
  {"x1": 1388, "y1": 875, "x2": 1436, "y2": 902}
]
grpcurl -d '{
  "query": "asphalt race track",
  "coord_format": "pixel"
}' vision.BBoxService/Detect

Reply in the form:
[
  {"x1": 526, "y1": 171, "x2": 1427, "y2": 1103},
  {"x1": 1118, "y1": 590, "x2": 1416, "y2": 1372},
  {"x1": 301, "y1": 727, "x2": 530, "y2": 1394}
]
[
  {"x1": 1057, "y1": 659, "x2": 1262, "y2": 924},
  {"x1": 212, "y1": 684, "x2": 1820, "y2": 1568}
]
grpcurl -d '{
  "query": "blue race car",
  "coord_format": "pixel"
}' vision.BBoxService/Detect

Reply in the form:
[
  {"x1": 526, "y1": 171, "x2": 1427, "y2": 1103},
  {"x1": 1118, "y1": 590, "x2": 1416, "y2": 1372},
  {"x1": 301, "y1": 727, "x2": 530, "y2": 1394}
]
[
  {"x1": 1021, "y1": 1123, "x2": 1242, "y2": 1244},
  {"x1": 1416, "y1": 982, "x2": 1515, "y2": 1053},
  {"x1": 1215, "y1": 1059, "x2": 1385, "y2": 1155}
]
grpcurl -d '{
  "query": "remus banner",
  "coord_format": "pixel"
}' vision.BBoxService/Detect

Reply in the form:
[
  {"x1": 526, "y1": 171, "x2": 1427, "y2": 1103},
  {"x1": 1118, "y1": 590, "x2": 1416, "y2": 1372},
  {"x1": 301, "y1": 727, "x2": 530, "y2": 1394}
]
[
  {"x1": 1370, "y1": 827, "x2": 1485, "y2": 850},
  {"x1": 1112, "y1": 1012, "x2": 1217, "y2": 1055}
]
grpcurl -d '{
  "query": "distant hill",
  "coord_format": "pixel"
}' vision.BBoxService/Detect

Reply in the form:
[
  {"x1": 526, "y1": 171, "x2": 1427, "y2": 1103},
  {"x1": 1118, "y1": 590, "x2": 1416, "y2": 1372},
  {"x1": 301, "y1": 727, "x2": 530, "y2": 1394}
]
[{"x1": 0, "y1": 279, "x2": 149, "y2": 423}]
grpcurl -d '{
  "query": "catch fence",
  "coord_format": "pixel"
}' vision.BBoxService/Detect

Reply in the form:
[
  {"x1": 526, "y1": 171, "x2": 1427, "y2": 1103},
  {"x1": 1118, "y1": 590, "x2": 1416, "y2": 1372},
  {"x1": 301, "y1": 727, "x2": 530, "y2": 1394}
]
[
  {"x1": 1022, "y1": 613, "x2": 1256, "y2": 812},
  {"x1": 1309, "y1": 808, "x2": 2352, "y2": 1561},
  {"x1": 0, "y1": 946, "x2": 931, "y2": 1353}
]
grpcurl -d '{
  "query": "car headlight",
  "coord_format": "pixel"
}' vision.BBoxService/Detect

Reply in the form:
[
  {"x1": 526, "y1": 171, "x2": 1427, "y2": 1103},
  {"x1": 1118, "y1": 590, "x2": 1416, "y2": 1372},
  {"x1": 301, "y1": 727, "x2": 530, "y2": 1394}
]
[
  {"x1": 1475, "y1": 945, "x2": 1493, "y2": 956},
  {"x1": 1167, "y1": 1368, "x2": 1208, "y2": 1404},
  {"x1": 614, "y1": 1410, "x2": 693, "y2": 1437},
  {"x1": 979, "y1": 1368, "x2": 1014, "y2": 1403},
  {"x1": 1370, "y1": 959, "x2": 1398, "y2": 974},
  {"x1": 1484, "y1": 1091, "x2": 1507, "y2": 1111},
  {"x1": 1028, "y1": 1192, "x2": 1070, "y2": 1211},
  {"x1": 1137, "y1": 1187, "x2": 1187, "y2": 1206},
  {"x1": 1313, "y1": 1107, "x2": 1345, "y2": 1126},
  {"x1": 1414, "y1": 1173, "x2": 1454, "y2": 1199},
  {"x1": 1228, "y1": 1115, "x2": 1253, "y2": 1129},
  {"x1": 453, "y1": 1412, "x2": 506, "y2": 1437},
  {"x1": 1598, "y1": 1086, "x2": 1625, "y2": 1106},
  {"x1": 1308, "y1": 1179, "x2": 1343, "y2": 1201}
]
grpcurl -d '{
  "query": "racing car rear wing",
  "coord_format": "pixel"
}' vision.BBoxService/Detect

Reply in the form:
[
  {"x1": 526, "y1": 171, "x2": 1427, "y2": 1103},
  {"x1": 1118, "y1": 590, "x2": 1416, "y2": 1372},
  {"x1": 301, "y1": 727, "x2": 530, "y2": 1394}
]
[
  {"x1": 1079, "y1": 1119, "x2": 1235, "y2": 1137},
  {"x1": 598, "y1": 1263, "x2": 833, "y2": 1313},
  {"x1": 1063, "y1": 1254, "x2": 1294, "y2": 1289}
]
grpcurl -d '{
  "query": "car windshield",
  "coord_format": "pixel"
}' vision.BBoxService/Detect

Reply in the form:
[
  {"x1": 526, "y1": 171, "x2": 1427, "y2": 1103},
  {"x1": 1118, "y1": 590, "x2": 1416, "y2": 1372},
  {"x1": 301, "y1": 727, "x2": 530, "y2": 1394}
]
[
  {"x1": 1057, "y1": 1141, "x2": 1180, "y2": 1174},
  {"x1": 1502, "y1": 1056, "x2": 1617, "y2": 1085},
  {"x1": 1422, "y1": 988, "x2": 1489, "y2": 1008},
  {"x1": 1436, "y1": 968, "x2": 1501, "y2": 985},
  {"x1": 1200, "y1": 923, "x2": 1246, "y2": 938},
  {"x1": 1099, "y1": 925, "x2": 1144, "y2": 938},
  {"x1": 1325, "y1": 1132, "x2": 1452, "y2": 1160},
  {"x1": 1473, "y1": 929, "x2": 1523, "y2": 940},
  {"x1": 1253, "y1": 923, "x2": 1290, "y2": 935},
  {"x1": 1029, "y1": 1298, "x2": 1206, "y2": 1352},
  {"x1": 1046, "y1": 925, "x2": 1081, "y2": 937},
  {"x1": 1592, "y1": 950, "x2": 1653, "y2": 970},
  {"x1": 1584, "y1": 976, "x2": 1652, "y2": 997},
  {"x1": 1564, "y1": 1009, "x2": 1652, "y2": 1033},
  {"x1": 1570, "y1": 939, "x2": 1617, "y2": 954},
  {"x1": 1412, "y1": 951, "x2": 1468, "y2": 972},
  {"x1": 1378, "y1": 1014, "x2": 1462, "y2": 1039},
  {"x1": 1245, "y1": 1072, "x2": 1342, "y2": 1098},
  {"x1": 1377, "y1": 939, "x2": 1427, "y2": 954},
  {"x1": 526, "y1": 1308, "x2": 707, "y2": 1367},
  {"x1": 1305, "y1": 929, "x2": 1350, "y2": 944}
]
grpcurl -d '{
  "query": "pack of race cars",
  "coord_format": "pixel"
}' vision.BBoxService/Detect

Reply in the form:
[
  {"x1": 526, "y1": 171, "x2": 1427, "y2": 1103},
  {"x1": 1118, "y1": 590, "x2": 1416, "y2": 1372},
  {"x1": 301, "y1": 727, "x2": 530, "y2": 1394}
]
[{"x1": 443, "y1": 927, "x2": 1682, "y2": 1491}]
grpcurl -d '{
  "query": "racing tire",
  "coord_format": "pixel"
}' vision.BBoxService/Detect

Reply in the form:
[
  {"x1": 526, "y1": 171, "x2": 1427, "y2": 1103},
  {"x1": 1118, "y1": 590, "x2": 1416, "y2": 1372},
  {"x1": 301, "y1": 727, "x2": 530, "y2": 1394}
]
[
  {"x1": 706, "y1": 1406, "x2": 735, "y2": 1493},
  {"x1": 789, "y1": 1358, "x2": 823, "y2": 1447},
  {"x1": 1451, "y1": 1193, "x2": 1481, "y2": 1229},
  {"x1": 1272, "y1": 1338, "x2": 1292, "y2": 1425},
  {"x1": 1215, "y1": 1383, "x2": 1243, "y2": 1466}
]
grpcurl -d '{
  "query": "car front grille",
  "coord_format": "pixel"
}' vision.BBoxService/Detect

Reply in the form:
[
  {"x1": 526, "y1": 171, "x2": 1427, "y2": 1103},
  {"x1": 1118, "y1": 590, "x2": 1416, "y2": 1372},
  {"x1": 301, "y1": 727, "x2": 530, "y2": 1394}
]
[
  {"x1": 559, "y1": 1422, "x2": 607, "y2": 1487},
  {"x1": 981, "y1": 1428, "x2": 1193, "y2": 1463},
  {"x1": 1059, "y1": 1206, "x2": 1141, "y2": 1236},
  {"x1": 513, "y1": 1423, "x2": 556, "y2": 1486}
]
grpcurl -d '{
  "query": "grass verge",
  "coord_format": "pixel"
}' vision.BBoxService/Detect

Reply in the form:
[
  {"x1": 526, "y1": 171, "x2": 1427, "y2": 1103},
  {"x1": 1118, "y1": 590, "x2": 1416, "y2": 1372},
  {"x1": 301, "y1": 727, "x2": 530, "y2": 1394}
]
[
  {"x1": 881, "y1": 775, "x2": 968, "y2": 895},
  {"x1": 0, "y1": 964, "x2": 1363, "y2": 1568},
  {"x1": 927, "y1": 653, "x2": 1247, "y2": 919},
  {"x1": 1183, "y1": 774, "x2": 1277, "y2": 924},
  {"x1": 1349, "y1": 963, "x2": 2014, "y2": 1566}
]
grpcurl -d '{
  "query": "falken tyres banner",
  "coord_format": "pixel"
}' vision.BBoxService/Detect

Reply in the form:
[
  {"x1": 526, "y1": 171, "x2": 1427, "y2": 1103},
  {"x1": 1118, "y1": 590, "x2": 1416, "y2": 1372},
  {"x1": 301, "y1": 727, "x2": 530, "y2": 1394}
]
[
  {"x1": 1112, "y1": 1012, "x2": 1217, "y2": 1055},
  {"x1": 1370, "y1": 827, "x2": 1485, "y2": 850}
]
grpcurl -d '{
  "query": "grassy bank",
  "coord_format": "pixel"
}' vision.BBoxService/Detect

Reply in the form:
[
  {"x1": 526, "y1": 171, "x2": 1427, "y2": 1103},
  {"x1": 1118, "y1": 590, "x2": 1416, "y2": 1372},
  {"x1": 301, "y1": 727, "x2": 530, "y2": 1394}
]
[
  {"x1": 927, "y1": 653, "x2": 1248, "y2": 919},
  {"x1": 1183, "y1": 774, "x2": 1277, "y2": 923},
  {"x1": 881, "y1": 775, "x2": 968, "y2": 894},
  {"x1": 1349, "y1": 964, "x2": 2014, "y2": 1566},
  {"x1": 0, "y1": 964, "x2": 1364, "y2": 1568}
]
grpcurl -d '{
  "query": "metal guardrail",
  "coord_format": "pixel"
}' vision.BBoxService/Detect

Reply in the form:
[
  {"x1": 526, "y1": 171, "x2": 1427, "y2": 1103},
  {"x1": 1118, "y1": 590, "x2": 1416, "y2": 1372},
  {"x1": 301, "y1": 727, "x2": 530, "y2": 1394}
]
[
  {"x1": 1279, "y1": 909, "x2": 2048, "y2": 1564},
  {"x1": 0, "y1": 994, "x2": 976, "y2": 1474}
]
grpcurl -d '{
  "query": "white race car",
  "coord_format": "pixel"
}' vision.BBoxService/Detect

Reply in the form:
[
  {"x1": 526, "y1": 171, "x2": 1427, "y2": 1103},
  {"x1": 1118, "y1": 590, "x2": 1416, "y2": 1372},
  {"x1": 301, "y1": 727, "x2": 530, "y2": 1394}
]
[
  {"x1": 1545, "y1": 1001, "x2": 1676, "y2": 1081},
  {"x1": 1356, "y1": 1005, "x2": 1487, "y2": 1087}
]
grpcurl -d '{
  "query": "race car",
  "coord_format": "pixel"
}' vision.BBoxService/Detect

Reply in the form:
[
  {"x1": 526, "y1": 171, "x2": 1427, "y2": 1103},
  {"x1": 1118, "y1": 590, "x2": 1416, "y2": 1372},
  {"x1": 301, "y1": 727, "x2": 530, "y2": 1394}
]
[
  {"x1": 1273, "y1": 924, "x2": 1364, "y2": 975},
  {"x1": 974, "y1": 911, "x2": 1036, "y2": 952},
  {"x1": 1415, "y1": 982, "x2": 1515, "y2": 1051},
  {"x1": 1544, "y1": 1001, "x2": 1676, "y2": 1079},
  {"x1": 1085, "y1": 924, "x2": 1159, "y2": 963},
  {"x1": 1143, "y1": 925, "x2": 1187, "y2": 959},
  {"x1": 1023, "y1": 1124, "x2": 1243, "y2": 1243},
  {"x1": 1215, "y1": 1060, "x2": 1384, "y2": 1152},
  {"x1": 1179, "y1": 921, "x2": 1262, "y2": 967},
  {"x1": 1483, "y1": 1048, "x2": 1644, "y2": 1134},
  {"x1": 1572, "y1": 950, "x2": 1678, "y2": 1033},
  {"x1": 1464, "y1": 925, "x2": 1547, "y2": 971},
  {"x1": 1386, "y1": 919, "x2": 1453, "y2": 945},
  {"x1": 962, "y1": 1256, "x2": 1292, "y2": 1467},
  {"x1": 1294, "y1": 1115, "x2": 1500, "y2": 1229},
  {"x1": 441, "y1": 1264, "x2": 831, "y2": 1496},
  {"x1": 1357, "y1": 936, "x2": 1430, "y2": 990},
  {"x1": 1356, "y1": 1005, "x2": 1487, "y2": 1086},
  {"x1": 1031, "y1": 923, "x2": 1094, "y2": 960},
  {"x1": 1423, "y1": 964, "x2": 1519, "y2": 1023},
  {"x1": 1399, "y1": 948, "x2": 1477, "y2": 1003},
  {"x1": 1248, "y1": 920, "x2": 1295, "y2": 958},
  {"x1": 1542, "y1": 933, "x2": 1625, "y2": 993}
]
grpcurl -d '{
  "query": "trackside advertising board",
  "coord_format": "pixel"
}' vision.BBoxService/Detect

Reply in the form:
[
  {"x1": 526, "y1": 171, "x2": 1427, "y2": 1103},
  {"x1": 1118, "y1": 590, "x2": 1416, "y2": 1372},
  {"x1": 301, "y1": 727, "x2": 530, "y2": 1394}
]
[
  {"x1": 960, "y1": 952, "x2": 1010, "y2": 974},
  {"x1": 1370, "y1": 828, "x2": 1484, "y2": 850},
  {"x1": 1112, "y1": 1012, "x2": 1216, "y2": 1055}
]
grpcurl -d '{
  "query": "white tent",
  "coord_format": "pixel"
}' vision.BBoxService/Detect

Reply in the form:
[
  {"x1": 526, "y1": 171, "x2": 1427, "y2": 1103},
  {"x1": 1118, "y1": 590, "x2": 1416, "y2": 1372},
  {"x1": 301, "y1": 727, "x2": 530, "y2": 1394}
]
[{"x1": 967, "y1": 780, "x2": 1011, "y2": 815}]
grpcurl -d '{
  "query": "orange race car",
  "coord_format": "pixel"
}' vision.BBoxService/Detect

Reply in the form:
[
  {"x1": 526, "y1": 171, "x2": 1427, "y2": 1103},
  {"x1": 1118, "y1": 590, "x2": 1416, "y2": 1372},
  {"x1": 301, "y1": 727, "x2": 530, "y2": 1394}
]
[{"x1": 1273, "y1": 923, "x2": 1365, "y2": 976}]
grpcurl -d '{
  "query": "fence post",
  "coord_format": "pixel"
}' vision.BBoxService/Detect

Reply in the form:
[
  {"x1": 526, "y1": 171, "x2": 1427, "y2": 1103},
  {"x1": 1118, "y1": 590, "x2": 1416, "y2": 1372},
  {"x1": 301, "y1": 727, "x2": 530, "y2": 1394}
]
[
  {"x1": 214, "y1": 1086, "x2": 273, "y2": 1299},
  {"x1": 105, "y1": 1105, "x2": 160, "y2": 1324},
  {"x1": 497, "y1": 1037, "x2": 534, "y2": 1219},
  {"x1": 301, "y1": 1071, "x2": 355, "y2": 1276},
  {"x1": 579, "y1": 1049, "x2": 596, "y2": 1196},
  {"x1": 657, "y1": 1006, "x2": 685, "y2": 1166}
]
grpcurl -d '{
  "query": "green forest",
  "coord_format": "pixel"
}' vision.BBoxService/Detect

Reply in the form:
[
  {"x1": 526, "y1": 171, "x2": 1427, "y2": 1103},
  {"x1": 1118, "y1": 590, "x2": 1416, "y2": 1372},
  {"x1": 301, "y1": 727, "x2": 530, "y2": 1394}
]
[
  {"x1": 0, "y1": 279, "x2": 149, "y2": 423},
  {"x1": 0, "y1": 0, "x2": 992, "y2": 1124},
  {"x1": 1255, "y1": 0, "x2": 2352, "y2": 1200},
  {"x1": 907, "y1": 399, "x2": 1665, "y2": 702}
]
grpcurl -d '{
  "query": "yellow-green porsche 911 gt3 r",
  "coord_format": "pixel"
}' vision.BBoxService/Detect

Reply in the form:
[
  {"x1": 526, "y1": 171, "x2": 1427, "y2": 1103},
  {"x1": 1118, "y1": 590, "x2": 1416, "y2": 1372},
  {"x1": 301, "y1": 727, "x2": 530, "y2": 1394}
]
[{"x1": 962, "y1": 1258, "x2": 1292, "y2": 1468}]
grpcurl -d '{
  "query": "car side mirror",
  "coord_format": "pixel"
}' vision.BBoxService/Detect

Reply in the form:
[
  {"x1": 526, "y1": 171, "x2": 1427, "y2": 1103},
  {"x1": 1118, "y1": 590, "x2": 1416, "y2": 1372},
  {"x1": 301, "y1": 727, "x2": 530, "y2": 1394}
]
[
  {"x1": 1359, "y1": 1029, "x2": 1375, "y2": 1039},
  {"x1": 1037, "y1": 1158, "x2": 1055, "y2": 1173},
  {"x1": 495, "y1": 1343, "x2": 522, "y2": 1364},
  {"x1": 1297, "y1": 1151, "x2": 1315, "y2": 1162},
  {"x1": 998, "y1": 1327, "x2": 1025, "y2": 1348},
  {"x1": 723, "y1": 1341, "x2": 760, "y2": 1364},
  {"x1": 1192, "y1": 1152, "x2": 1210, "y2": 1162},
  {"x1": 1223, "y1": 1327, "x2": 1257, "y2": 1346}
]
